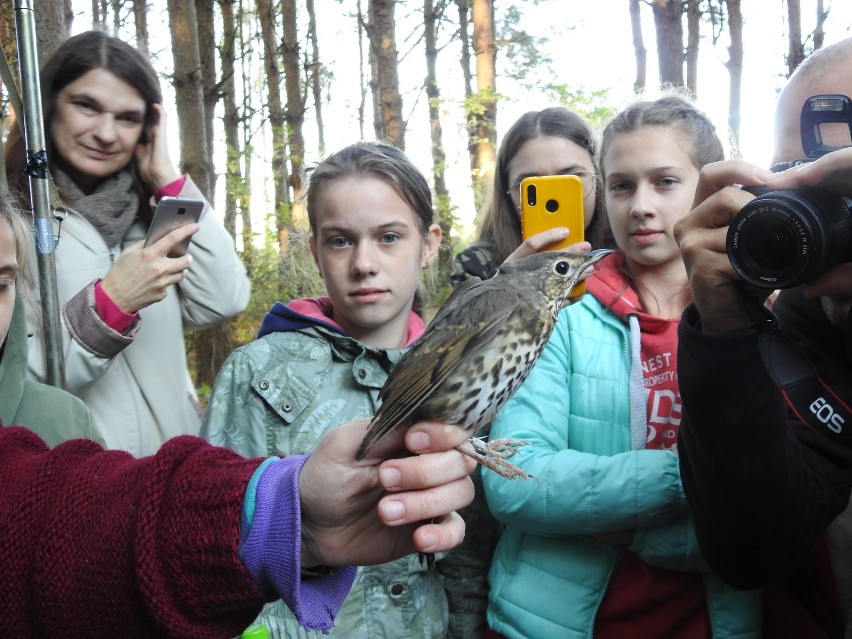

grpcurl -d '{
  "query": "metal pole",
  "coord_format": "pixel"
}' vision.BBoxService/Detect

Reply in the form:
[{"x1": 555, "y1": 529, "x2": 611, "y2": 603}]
[{"x1": 14, "y1": 0, "x2": 65, "y2": 388}]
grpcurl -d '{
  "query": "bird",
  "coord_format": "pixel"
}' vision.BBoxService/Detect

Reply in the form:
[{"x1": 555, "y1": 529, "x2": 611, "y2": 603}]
[{"x1": 356, "y1": 248, "x2": 613, "y2": 479}]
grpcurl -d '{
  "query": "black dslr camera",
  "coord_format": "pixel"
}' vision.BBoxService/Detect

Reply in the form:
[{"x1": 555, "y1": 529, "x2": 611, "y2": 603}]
[{"x1": 726, "y1": 94, "x2": 852, "y2": 289}]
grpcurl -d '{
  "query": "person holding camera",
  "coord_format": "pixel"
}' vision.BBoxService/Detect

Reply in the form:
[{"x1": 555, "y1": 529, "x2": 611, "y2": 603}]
[{"x1": 675, "y1": 36, "x2": 852, "y2": 637}]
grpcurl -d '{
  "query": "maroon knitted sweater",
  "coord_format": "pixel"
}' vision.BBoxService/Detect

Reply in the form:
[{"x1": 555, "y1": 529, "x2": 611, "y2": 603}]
[{"x1": 0, "y1": 426, "x2": 274, "y2": 638}]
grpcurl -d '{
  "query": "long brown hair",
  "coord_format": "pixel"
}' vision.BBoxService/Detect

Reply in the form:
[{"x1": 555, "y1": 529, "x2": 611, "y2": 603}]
[
  {"x1": 5, "y1": 30, "x2": 162, "y2": 209},
  {"x1": 476, "y1": 107, "x2": 605, "y2": 264}
]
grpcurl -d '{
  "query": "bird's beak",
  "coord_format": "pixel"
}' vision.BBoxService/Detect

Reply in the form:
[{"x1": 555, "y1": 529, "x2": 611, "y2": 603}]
[
  {"x1": 584, "y1": 248, "x2": 614, "y2": 266},
  {"x1": 570, "y1": 248, "x2": 614, "y2": 296}
]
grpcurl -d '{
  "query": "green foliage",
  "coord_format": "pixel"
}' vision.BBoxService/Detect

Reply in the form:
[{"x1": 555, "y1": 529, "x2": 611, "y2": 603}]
[
  {"x1": 498, "y1": 5, "x2": 553, "y2": 83},
  {"x1": 463, "y1": 87, "x2": 503, "y2": 120},
  {"x1": 229, "y1": 229, "x2": 325, "y2": 348},
  {"x1": 544, "y1": 85, "x2": 618, "y2": 129}
]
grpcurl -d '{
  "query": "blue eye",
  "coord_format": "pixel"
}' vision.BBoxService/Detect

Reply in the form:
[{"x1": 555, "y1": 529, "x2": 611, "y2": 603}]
[{"x1": 328, "y1": 236, "x2": 351, "y2": 248}]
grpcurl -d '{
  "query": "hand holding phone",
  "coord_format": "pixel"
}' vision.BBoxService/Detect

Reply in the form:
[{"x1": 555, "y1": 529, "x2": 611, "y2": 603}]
[
  {"x1": 520, "y1": 175, "x2": 587, "y2": 297},
  {"x1": 144, "y1": 196, "x2": 204, "y2": 258}
]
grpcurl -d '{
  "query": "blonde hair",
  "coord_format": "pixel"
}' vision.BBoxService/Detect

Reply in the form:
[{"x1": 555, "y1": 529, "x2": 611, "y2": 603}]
[{"x1": 0, "y1": 191, "x2": 38, "y2": 317}]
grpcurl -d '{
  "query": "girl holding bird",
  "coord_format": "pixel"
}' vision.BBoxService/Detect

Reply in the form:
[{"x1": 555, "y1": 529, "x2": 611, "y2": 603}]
[{"x1": 201, "y1": 141, "x2": 448, "y2": 639}]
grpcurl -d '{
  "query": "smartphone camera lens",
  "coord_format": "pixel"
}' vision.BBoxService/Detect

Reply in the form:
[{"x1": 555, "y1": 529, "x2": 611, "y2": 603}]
[
  {"x1": 545, "y1": 199, "x2": 559, "y2": 213},
  {"x1": 525, "y1": 184, "x2": 537, "y2": 208},
  {"x1": 178, "y1": 208, "x2": 186, "y2": 215}
]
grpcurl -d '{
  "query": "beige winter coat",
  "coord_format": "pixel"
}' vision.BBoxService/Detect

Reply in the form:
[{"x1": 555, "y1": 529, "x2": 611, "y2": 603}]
[{"x1": 27, "y1": 177, "x2": 249, "y2": 456}]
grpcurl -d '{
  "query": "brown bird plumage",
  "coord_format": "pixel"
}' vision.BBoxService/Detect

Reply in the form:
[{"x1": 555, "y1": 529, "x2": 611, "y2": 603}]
[{"x1": 356, "y1": 248, "x2": 613, "y2": 477}]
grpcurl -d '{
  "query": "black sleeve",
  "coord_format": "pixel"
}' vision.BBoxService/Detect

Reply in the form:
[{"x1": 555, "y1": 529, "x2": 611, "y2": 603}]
[{"x1": 677, "y1": 303, "x2": 852, "y2": 589}]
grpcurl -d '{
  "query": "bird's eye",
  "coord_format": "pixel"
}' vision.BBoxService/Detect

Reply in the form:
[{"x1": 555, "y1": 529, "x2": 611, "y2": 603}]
[{"x1": 555, "y1": 261, "x2": 569, "y2": 275}]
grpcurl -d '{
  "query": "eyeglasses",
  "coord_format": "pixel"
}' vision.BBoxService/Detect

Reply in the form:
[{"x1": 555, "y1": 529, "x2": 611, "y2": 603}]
[{"x1": 507, "y1": 170, "x2": 599, "y2": 203}]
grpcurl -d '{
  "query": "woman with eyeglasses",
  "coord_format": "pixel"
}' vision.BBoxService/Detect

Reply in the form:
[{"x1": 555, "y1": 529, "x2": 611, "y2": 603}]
[{"x1": 449, "y1": 107, "x2": 604, "y2": 287}]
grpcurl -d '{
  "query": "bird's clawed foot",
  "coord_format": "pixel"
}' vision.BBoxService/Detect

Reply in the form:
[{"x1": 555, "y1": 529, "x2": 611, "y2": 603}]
[{"x1": 456, "y1": 436, "x2": 535, "y2": 480}]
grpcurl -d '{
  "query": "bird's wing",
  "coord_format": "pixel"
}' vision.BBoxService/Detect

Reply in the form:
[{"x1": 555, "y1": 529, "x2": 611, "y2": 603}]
[
  {"x1": 356, "y1": 283, "x2": 519, "y2": 458},
  {"x1": 427, "y1": 274, "x2": 482, "y2": 326}
]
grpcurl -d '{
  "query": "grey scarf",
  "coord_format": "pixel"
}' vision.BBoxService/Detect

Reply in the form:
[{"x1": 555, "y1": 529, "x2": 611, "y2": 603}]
[{"x1": 53, "y1": 168, "x2": 140, "y2": 247}]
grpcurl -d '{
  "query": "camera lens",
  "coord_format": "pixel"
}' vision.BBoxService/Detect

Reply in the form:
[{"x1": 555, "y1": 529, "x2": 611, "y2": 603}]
[
  {"x1": 747, "y1": 219, "x2": 796, "y2": 271},
  {"x1": 727, "y1": 189, "x2": 852, "y2": 289}
]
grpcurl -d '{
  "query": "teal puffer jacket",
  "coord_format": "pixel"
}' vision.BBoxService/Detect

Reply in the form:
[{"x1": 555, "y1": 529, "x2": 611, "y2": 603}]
[
  {"x1": 483, "y1": 294, "x2": 761, "y2": 639},
  {"x1": 201, "y1": 322, "x2": 449, "y2": 639}
]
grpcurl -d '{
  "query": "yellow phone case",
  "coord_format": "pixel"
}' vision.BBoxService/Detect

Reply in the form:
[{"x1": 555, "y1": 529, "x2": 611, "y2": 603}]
[{"x1": 520, "y1": 174, "x2": 587, "y2": 297}]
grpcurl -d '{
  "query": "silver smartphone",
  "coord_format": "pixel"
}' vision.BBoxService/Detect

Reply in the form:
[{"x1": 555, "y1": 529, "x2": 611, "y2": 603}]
[{"x1": 144, "y1": 196, "x2": 204, "y2": 257}]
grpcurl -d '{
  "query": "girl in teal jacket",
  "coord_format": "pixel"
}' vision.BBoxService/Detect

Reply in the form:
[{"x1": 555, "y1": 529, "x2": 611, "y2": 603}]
[
  {"x1": 201, "y1": 141, "x2": 446, "y2": 639},
  {"x1": 483, "y1": 94, "x2": 762, "y2": 638}
]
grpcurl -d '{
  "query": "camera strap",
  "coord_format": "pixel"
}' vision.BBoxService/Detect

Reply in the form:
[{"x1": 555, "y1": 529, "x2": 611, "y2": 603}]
[{"x1": 742, "y1": 295, "x2": 852, "y2": 447}]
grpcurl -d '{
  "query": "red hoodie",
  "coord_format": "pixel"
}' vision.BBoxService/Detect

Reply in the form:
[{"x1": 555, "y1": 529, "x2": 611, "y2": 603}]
[{"x1": 587, "y1": 252, "x2": 683, "y2": 451}]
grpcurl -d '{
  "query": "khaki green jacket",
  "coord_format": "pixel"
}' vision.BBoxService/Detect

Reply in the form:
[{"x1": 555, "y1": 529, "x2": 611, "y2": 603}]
[
  {"x1": 201, "y1": 311, "x2": 449, "y2": 639},
  {"x1": 0, "y1": 295, "x2": 102, "y2": 445}
]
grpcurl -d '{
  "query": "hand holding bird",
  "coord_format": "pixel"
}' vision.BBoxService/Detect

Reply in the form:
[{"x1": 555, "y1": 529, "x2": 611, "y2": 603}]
[{"x1": 356, "y1": 249, "x2": 613, "y2": 478}]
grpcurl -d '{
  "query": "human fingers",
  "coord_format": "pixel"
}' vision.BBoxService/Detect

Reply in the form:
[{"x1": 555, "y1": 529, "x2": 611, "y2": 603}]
[
  {"x1": 378, "y1": 444, "x2": 477, "y2": 493},
  {"x1": 567, "y1": 240, "x2": 592, "y2": 253},
  {"x1": 676, "y1": 181, "x2": 754, "y2": 250},
  {"x1": 803, "y1": 262, "x2": 852, "y2": 299},
  {"x1": 138, "y1": 104, "x2": 180, "y2": 190},
  {"x1": 691, "y1": 159, "x2": 770, "y2": 210},
  {"x1": 411, "y1": 511, "x2": 466, "y2": 555},
  {"x1": 504, "y1": 228, "x2": 577, "y2": 264},
  {"x1": 101, "y1": 240, "x2": 193, "y2": 312},
  {"x1": 403, "y1": 420, "x2": 475, "y2": 454},
  {"x1": 766, "y1": 147, "x2": 852, "y2": 194},
  {"x1": 147, "y1": 223, "x2": 199, "y2": 258},
  {"x1": 376, "y1": 476, "x2": 474, "y2": 527}
]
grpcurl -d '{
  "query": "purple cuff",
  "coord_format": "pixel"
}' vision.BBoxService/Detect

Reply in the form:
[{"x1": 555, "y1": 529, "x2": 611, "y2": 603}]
[{"x1": 241, "y1": 454, "x2": 357, "y2": 632}]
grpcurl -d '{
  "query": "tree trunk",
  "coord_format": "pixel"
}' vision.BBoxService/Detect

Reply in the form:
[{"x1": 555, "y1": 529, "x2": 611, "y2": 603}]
[
  {"x1": 111, "y1": 0, "x2": 120, "y2": 34},
  {"x1": 725, "y1": 0, "x2": 743, "y2": 146},
  {"x1": 367, "y1": 0, "x2": 405, "y2": 148},
  {"x1": 167, "y1": 0, "x2": 213, "y2": 196},
  {"x1": 168, "y1": 0, "x2": 231, "y2": 391},
  {"x1": 629, "y1": 0, "x2": 646, "y2": 93},
  {"x1": 219, "y1": 0, "x2": 243, "y2": 243},
  {"x1": 424, "y1": 0, "x2": 454, "y2": 276},
  {"x1": 239, "y1": 6, "x2": 254, "y2": 252},
  {"x1": 471, "y1": 0, "x2": 496, "y2": 205},
  {"x1": 786, "y1": 0, "x2": 803, "y2": 77},
  {"x1": 195, "y1": 0, "x2": 217, "y2": 158},
  {"x1": 0, "y1": 2, "x2": 14, "y2": 192},
  {"x1": 257, "y1": 0, "x2": 291, "y2": 250},
  {"x1": 357, "y1": 0, "x2": 367, "y2": 139},
  {"x1": 196, "y1": 0, "x2": 218, "y2": 197},
  {"x1": 651, "y1": 0, "x2": 684, "y2": 88},
  {"x1": 34, "y1": 0, "x2": 70, "y2": 64},
  {"x1": 132, "y1": 0, "x2": 149, "y2": 56},
  {"x1": 281, "y1": 0, "x2": 307, "y2": 227},
  {"x1": 456, "y1": 0, "x2": 479, "y2": 215},
  {"x1": 685, "y1": 0, "x2": 700, "y2": 95},
  {"x1": 814, "y1": 0, "x2": 827, "y2": 51},
  {"x1": 92, "y1": 0, "x2": 107, "y2": 29},
  {"x1": 305, "y1": 0, "x2": 326, "y2": 153}
]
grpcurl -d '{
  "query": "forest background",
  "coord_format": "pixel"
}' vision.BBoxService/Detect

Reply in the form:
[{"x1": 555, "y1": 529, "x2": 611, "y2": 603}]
[{"x1": 0, "y1": 0, "x2": 850, "y2": 397}]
